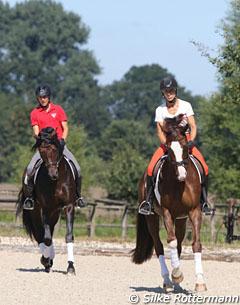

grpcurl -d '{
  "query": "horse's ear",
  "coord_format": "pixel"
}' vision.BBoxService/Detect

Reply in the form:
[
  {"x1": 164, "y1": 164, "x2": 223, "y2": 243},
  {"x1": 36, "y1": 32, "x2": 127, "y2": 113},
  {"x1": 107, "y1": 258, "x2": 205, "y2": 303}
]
[
  {"x1": 164, "y1": 118, "x2": 172, "y2": 124},
  {"x1": 164, "y1": 118, "x2": 171, "y2": 130},
  {"x1": 176, "y1": 114, "x2": 185, "y2": 124},
  {"x1": 177, "y1": 114, "x2": 189, "y2": 133},
  {"x1": 164, "y1": 118, "x2": 175, "y2": 133}
]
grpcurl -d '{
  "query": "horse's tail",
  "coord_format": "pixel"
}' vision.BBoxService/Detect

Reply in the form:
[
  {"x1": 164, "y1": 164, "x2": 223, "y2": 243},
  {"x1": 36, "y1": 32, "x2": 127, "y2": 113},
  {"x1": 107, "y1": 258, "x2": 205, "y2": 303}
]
[
  {"x1": 16, "y1": 187, "x2": 34, "y2": 240},
  {"x1": 131, "y1": 174, "x2": 154, "y2": 264},
  {"x1": 131, "y1": 213, "x2": 154, "y2": 264}
]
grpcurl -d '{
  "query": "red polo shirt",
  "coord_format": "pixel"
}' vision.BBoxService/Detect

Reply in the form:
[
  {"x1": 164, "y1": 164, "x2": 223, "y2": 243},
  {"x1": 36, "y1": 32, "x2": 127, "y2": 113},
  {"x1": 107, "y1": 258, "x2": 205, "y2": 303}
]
[{"x1": 30, "y1": 102, "x2": 67, "y2": 139}]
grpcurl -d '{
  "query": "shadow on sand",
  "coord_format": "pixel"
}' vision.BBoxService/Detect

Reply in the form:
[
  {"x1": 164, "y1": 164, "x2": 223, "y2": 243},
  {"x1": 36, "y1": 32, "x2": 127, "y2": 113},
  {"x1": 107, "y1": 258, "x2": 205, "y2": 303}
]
[
  {"x1": 16, "y1": 267, "x2": 67, "y2": 275},
  {"x1": 130, "y1": 283, "x2": 193, "y2": 295}
]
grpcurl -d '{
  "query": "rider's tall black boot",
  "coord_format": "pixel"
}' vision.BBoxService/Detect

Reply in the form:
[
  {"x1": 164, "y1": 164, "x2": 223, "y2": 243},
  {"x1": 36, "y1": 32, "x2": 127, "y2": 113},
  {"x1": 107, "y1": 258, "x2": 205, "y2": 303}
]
[
  {"x1": 200, "y1": 176, "x2": 214, "y2": 215},
  {"x1": 138, "y1": 175, "x2": 155, "y2": 215},
  {"x1": 23, "y1": 178, "x2": 35, "y2": 210},
  {"x1": 75, "y1": 176, "x2": 86, "y2": 208}
]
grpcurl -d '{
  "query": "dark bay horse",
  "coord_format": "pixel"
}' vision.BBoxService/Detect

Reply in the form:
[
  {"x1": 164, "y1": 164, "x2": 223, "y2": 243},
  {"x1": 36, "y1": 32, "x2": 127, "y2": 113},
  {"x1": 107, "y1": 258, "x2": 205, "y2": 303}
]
[
  {"x1": 17, "y1": 127, "x2": 77, "y2": 274},
  {"x1": 132, "y1": 115, "x2": 207, "y2": 292}
]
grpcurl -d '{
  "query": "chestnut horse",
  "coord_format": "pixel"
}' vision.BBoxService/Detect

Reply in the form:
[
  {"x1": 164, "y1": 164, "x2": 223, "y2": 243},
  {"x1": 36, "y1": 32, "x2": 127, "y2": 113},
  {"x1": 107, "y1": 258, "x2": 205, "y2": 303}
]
[
  {"x1": 132, "y1": 115, "x2": 207, "y2": 292},
  {"x1": 17, "y1": 127, "x2": 77, "y2": 274}
]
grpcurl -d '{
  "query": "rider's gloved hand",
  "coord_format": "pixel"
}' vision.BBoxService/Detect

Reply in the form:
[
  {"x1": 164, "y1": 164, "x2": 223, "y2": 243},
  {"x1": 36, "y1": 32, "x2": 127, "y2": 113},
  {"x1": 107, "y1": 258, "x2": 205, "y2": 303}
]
[
  {"x1": 59, "y1": 138, "x2": 66, "y2": 150},
  {"x1": 187, "y1": 140, "x2": 195, "y2": 150}
]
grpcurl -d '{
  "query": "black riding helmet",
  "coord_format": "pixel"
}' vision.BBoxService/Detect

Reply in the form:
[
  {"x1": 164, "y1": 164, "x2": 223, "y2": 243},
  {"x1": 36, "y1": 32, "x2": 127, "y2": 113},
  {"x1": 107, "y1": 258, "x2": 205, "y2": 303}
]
[
  {"x1": 35, "y1": 85, "x2": 51, "y2": 98},
  {"x1": 160, "y1": 76, "x2": 178, "y2": 94}
]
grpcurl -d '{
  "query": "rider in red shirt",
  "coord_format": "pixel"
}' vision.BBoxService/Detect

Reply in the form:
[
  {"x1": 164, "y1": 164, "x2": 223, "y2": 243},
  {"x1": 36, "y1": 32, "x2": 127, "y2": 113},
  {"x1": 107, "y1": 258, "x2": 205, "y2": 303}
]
[
  {"x1": 23, "y1": 85, "x2": 85, "y2": 210},
  {"x1": 139, "y1": 76, "x2": 213, "y2": 216},
  {"x1": 30, "y1": 102, "x2": 67, "y2": 139}
]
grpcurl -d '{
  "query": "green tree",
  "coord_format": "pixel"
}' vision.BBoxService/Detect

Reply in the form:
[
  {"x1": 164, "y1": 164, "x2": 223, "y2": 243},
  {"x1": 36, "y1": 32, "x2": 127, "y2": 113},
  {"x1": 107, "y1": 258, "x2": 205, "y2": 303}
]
[
  {"x1": 61, "y1": 125, "x2": 106, "y2": 193},
  {"x1": 199, "y1": 0, "x2": 240, "y2": 199},
  {"x1": 0, "y1": 0, "x2": 110, "y2": 137},
  {"x1": 101, "y1": 64, "x2": 199, "y2": 126},
  {"x1": 104, "y1": 143, "x2": 146, "y2": 204},
  {"x1": 96, "y1": 119, "x2": 157, "y2": 161},
  {"x1": 0, "y1": 93, "x2": 32, "y2": 181},
  {"x1": 8, "y1": 144, "x2": 33, "y2": 184}
]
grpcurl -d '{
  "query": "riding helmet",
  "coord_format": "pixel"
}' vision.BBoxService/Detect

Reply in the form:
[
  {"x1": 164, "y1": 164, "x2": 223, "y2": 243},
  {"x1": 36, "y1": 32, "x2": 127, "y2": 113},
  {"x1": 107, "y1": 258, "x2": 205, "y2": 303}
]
[
  {"x1": 160, "y1": 76, "x2": 178, "y2": 93},
  {"x1": 35, "y1": 85, "x2": 51, "y2": 98}
]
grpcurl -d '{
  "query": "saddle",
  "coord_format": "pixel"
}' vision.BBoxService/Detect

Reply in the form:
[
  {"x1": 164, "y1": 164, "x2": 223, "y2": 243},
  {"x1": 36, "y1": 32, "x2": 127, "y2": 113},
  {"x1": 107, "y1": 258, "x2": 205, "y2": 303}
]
[
  {"x1": 153, "y1": 154, "x2": 204, "y2": 184},
  {"x1": 152, "y1": 154, "x2": 167, "y2": 180},
  {"x1": 152, "y1": 154, "x2": 205, "y2": 206}
]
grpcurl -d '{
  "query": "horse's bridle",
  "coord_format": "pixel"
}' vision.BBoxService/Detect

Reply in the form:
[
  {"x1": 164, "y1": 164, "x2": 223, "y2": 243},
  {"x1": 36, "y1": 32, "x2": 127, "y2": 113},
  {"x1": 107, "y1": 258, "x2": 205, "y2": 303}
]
[
  {"x1": 170, "y1": 158, "x2": 189, "y2": 167},
  {"x1": 44, "y1": 154, "x2": 63, "y2": 168},
  {"x1": 40, "y1": 142, "x2": 63, "y2": 169}
]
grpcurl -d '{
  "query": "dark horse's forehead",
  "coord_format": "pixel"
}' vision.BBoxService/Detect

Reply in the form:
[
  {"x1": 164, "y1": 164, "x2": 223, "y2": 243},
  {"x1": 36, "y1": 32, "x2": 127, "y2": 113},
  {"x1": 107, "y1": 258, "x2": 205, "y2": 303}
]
[
  {"x1": 164, "y1": 114, "x2": 185, "y2": 127},
  {"x1": 33, "y1": 127, "x2": 58, "y2": 150},
  {"x1": 40, "y1": 127, "x2": 57, "y2": 141}
]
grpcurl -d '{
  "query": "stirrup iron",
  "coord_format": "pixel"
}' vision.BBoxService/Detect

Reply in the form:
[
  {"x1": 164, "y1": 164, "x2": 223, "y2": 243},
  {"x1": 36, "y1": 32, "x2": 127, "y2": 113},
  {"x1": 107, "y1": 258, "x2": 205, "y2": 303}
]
[
  {"x1": 138, "y1": 200, "x2": 154, "y2": 215},
  {"x1": 75, "y1": 197, "x2": 87, "y2": 208},
  {"x1": 23, "y1": 197, "x2": 35, "y2": 210}
]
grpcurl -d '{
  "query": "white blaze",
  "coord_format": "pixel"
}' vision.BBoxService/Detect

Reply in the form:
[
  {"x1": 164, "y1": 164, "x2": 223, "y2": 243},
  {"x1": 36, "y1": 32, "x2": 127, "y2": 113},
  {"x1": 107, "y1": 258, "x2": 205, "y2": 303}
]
[{"x1": 170, "y1": 141, "x2": 187, "y2": 181}]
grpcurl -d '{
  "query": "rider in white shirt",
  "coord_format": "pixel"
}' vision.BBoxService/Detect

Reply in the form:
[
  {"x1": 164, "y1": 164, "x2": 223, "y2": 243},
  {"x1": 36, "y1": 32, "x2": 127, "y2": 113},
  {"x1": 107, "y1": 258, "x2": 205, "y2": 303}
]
[{"x1": 139, "y1": 76, "x2": 213, "y2": 215}]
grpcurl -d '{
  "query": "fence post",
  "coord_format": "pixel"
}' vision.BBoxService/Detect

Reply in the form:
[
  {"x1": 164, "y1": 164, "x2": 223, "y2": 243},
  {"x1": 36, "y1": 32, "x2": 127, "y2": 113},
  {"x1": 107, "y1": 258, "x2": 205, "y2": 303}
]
[
  {"x1": 121, "y1": 205, "x2": 128, "y2": 239},
  {"x1": 88, "y1": 203, "x2": 97, "y2": 238},
  {"x1": 210, "y1": 213, "x2": 216, "y2": 243}
]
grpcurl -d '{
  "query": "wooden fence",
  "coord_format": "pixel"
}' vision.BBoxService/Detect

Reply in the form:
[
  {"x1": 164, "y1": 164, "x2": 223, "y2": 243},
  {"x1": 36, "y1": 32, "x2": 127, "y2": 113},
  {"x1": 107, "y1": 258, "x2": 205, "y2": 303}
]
[
  {"x1": 0, "y1": 184, "x2": 239, "y2": 242},
  {"x1": 0, "y1": 184, "x2": 134, "y2": 239}
]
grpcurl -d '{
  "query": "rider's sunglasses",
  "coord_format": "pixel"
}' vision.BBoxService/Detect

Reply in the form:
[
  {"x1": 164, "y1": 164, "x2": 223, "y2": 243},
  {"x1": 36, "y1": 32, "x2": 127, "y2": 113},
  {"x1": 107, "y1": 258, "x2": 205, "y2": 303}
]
[
  {"x1": 163, "y1": 88, "x2": 176, "y2": 94},
  {"x1": 38, "y1": 95, "x2": 49, "y2": 99}
]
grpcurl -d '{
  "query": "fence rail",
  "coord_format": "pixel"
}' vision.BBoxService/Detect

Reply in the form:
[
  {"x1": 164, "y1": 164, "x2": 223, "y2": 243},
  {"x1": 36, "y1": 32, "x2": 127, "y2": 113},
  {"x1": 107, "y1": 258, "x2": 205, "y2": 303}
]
[
  {"x1": 0, "y1": 186, "x2": 239, "y2": 242},
  {"x1": 0, "y1": 193, "x2": 134, "y2": 239}
]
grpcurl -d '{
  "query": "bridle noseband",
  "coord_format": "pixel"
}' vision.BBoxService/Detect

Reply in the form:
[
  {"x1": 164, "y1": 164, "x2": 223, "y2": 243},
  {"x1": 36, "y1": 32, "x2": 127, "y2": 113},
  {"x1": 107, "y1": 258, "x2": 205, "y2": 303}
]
[{"x1": 170, "y1": 158, "x2": 189, "y2": 167}]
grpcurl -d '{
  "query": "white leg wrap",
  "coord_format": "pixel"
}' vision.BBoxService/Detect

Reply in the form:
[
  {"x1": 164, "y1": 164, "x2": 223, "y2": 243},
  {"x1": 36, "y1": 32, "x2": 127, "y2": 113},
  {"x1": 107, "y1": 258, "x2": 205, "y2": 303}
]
[
  {"x1": 39, "y1": 243, "x2": 45, "y2": 256},
  {"x1": 194, "y1": 252, "x2": 203, "y2": 275},
  {"x1": 39, "y1": 243, "x2": 55, "y2": 260},
  {"x1": 158, "y1": 255, "x2": 169, "y2": 277},
  {"x1": 49, "y1": 243, "x2": 55, "y2": 260},
  {"x1": 43, "y1": 245, "x2": 51, "y2": 258},
  {"x1": 169, "y1": 240, "x2": 180, "y2": 269},
  {"x1": 67, "y1": 242, "x2": 74, "y2": 262}
]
